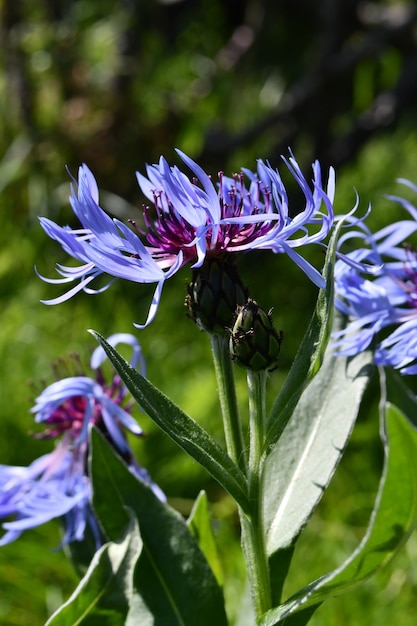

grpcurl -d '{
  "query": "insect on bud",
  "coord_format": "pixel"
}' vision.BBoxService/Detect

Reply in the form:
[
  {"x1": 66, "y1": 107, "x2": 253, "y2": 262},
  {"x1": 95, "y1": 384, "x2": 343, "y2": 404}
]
[{"x1": 229, "y1": 299, "x2": 283, "y2": 371}]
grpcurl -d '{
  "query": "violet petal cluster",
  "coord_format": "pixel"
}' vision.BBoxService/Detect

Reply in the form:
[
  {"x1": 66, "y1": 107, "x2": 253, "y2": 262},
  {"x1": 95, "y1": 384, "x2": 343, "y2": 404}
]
[
  {"x1": 0, "y1": 334, "x2": 164, "y2": 547},
  {"x1": 334, "y1": 179, "x2": 417, "y2": 374},
  {"x1": 40, "y1": 150, "x2": 335, "y2": 327}
]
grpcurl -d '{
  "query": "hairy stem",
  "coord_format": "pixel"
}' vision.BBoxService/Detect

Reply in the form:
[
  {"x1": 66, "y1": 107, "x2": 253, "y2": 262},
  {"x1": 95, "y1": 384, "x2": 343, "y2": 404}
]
[
  {"x1": 210, "y1": 333, "x2": 247, "y2": 473},
  {"x1": 241, "y1": 369, "x2": 271, "y2": 620}
]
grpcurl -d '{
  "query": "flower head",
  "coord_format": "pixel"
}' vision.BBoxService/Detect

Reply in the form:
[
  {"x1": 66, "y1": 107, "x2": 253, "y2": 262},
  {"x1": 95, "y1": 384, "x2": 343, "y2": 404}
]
[
  {"x1": 0, "y1": 334, "x2": 164, "y2": 547},
  {"x1": 333, "y1": 179, "x2": 417, "y2": 374},
  {"x1": 39, "y1": 150, "x2": 335, "y2": 327}
]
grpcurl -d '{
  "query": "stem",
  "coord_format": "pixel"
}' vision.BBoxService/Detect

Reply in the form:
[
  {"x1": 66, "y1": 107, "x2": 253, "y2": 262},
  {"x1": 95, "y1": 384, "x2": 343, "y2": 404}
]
[
  {"x1": 210, "y1": 333, "x2": 247, "y2": 473},
  {"x1": 241, "y1": 369, "x2": 272, "y2": 620},
  {"x1": 248, "y1": 370, "x2": 267, "y2": 473},
  {"x1": 210, "y1": 335, "x2": 271, "y2": 619}
]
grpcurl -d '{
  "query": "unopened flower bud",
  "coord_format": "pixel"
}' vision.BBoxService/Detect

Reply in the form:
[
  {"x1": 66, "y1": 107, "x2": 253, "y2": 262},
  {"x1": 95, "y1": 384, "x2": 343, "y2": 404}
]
[
  {"x1": 230, "y1": 299, "x2": 283, "y2": 371},
  {"x1": 185, "y1": 256, "x2": 248, "y2": 334}
]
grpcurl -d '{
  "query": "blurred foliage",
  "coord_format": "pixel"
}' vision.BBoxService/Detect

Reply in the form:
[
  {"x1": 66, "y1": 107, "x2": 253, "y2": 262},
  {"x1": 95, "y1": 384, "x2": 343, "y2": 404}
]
[{"x1": 1, "y1": 0, "x2": 417, "y2": 624}]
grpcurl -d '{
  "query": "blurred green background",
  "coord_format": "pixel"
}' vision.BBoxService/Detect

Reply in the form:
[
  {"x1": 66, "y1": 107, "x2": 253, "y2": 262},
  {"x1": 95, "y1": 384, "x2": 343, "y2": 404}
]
[{"x1": 2, "y1": 0, "x2": 417, "y2": 623}]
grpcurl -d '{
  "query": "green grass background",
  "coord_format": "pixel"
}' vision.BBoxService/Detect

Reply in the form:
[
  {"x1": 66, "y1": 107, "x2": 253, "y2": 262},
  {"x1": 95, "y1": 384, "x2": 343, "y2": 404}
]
[
  {"x1": 2, "y1": 128, "x2": 417, "y2": 624},
  {"x1": 2, "y1": 1, "x2": 417, "y2": 621}
]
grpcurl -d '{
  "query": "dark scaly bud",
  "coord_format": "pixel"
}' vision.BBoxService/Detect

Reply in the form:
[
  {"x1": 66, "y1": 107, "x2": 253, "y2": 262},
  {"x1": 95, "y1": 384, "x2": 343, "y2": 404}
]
[
  {"x1": 185, "y1": 255, "x2": 248, "y2": 334},
  {"x1": 229, "y1": 299, "x2": 283, "y2": 371}
]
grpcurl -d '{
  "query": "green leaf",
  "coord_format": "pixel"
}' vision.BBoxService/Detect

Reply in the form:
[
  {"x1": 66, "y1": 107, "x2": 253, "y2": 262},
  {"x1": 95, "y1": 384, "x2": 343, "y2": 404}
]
[
  {"x1": 384, "y1": 367, "x2": 417, "y2": 428},
  {"x1": 263, "y1": 331, "x2": 373, "y2": 558},
  {"x1": 46, "y1": 515, "x2": 143, "y2": 626},
  {"x1": 235, "y1": 584, "x2": 256, "y2": 626},
  {"x1": 90, "y1": 427, "x2": 228, "y2": 626},
  {"x1": 260, "y1": 402, "x2": 417, "y2": 625},
  {"x1": 187, "y1": 491, "x2": 224, "y2": 587},
  {"x1": 265, "y1": 217, "x2": 344, "y2": 453},
  {"x1": 90, "y1": 330, "x2": 250, "y2": 515},
  {"x1": 63, "y1": 518, "x2": 104, "y2": 579}
]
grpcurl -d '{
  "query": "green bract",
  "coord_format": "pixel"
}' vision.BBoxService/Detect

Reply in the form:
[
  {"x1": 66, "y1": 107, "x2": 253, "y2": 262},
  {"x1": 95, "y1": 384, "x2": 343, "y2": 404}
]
[{"x1": 185, "y1": 256, "x2": 248, "y2": 334}]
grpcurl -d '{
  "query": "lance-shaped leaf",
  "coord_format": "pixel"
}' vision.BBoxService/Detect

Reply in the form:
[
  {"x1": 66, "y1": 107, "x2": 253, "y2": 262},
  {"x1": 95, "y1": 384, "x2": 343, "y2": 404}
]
[
  {"x1": 384, "y1": 367, "x2": 417, "y2": 428},
  {"x1": 263, "y1": 336, "x2": 373, "y2": 560},
  {"x1": 46, "y1": 515, "x2": 143, "y2": 626},
  {"x1": 260, "y1": 402, "x2": 417, "y2": 625},
  {"x1": 265, "y1": 217, "x2": 344, "y2": 453},
  {"x1": 187, "y1": 491, "x2": 224, "y2": 587},
  {"x1": 64, "y1": 516, "x2": 104, "y2": 578},
  {"x1": 90, "y1": 427, "x2": 228, "y2": 626},
  {"x1": 90, "y1": 330, "x2": 250, "y2": 515}
]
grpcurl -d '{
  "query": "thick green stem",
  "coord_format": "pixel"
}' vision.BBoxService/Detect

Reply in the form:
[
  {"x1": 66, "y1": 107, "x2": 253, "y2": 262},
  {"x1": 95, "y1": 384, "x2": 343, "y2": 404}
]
[
  {"x1": 210, "y1": 335, "x2": 271, "y2": 619},
  {"x1": 241, "y1": 369, "x2": 272, "y2": 620},
  {"x1": 210, "y1": 334, "x2": 247, "y2": 473},
  {"x1": 248, "y1": 370, "x2": 267, "y2": 474}
]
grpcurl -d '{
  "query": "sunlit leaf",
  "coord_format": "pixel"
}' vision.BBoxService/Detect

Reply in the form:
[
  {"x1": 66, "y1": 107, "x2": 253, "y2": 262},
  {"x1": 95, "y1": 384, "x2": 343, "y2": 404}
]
[
  {"x1": 64, "y1": 519, "x2": 104, "y2": 579},
  {"x1": 265, "y1": 217, "x2": 344, "y2": 453},
  {"x1": 263, "y1": 334, "x2": 373, "y2": 559},
  {"x1": 187, "y1": 490, "x2": 224, "y2": 587},
  {"x1": 384, "y1": 367, "x2": 417, "y2": 428},
  {"x1": 46, "y1": 515, "x2": 143, "y2": 626},
  {"x1": 260, "y1": 402, "x2": 417, "y2": 625}
]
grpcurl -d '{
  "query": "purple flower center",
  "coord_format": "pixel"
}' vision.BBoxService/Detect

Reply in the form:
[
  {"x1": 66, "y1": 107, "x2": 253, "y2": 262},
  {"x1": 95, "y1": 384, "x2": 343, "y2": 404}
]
[
  {"x1": 35, "y1": 396, "x2": 97, "y2": 440},
  {"x1": 137, "y1": 171, "x2": 275, "y2": 260},
  {"x1": 34, "y1": 370, "x2": 128, "y2": 441}
]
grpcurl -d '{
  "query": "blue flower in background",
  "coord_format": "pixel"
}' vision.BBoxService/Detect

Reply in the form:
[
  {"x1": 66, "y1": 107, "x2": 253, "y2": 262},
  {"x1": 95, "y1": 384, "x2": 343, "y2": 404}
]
[
  {"x1": 334, "y1": 179, "x2": 417, "y2": 374},
  {"x1": 39, "y1": 150, "x2": 335, "y2": 327},
  {"x1": 0, "y1": 333, "x2": 164, "y2": 547}
]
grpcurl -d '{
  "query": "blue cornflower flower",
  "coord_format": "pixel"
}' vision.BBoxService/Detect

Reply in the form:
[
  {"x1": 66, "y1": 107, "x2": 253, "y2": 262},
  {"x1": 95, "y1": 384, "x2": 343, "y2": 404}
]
[
  {"x1": 0, "y1": 334, "x2": 164, "y2": 547},
  {"x1": 333, "y1": 179, "x2": 417, "y2": 374},
  {"x1": 39, "y1": 150, "x2": 335, "y2": 327}
]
